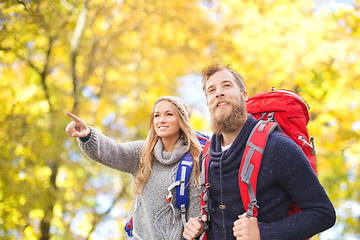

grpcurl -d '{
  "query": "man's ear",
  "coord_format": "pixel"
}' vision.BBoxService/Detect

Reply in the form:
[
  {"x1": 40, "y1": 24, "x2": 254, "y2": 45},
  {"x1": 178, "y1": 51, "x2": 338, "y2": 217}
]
[{"x1": 243, "y1": 91, "x2": 249, "y2": 101}]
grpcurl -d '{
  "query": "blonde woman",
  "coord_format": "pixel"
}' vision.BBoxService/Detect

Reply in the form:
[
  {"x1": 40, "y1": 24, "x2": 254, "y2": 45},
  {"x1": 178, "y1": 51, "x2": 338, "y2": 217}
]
[{"x1": 65, "y1": 96, "x2": 205, "y2": 240}]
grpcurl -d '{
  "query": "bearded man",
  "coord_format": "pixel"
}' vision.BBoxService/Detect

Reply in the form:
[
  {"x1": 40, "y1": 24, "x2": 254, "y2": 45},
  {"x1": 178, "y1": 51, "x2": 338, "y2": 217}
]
[{"x1": 183, "y1": 64, "x2": 336, "y2": 240}]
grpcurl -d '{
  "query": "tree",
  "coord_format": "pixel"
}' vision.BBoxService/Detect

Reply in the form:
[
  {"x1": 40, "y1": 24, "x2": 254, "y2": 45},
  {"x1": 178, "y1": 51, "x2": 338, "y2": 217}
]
[
  {"x1": 199, "y1": 0, "x2": 360, "y2": 237},
  {"x1": 1, "y1": 0, "x2": 359, "y2": 239},
  {"x1": 0, "y1": 0, "x2": 213, "y2": 239}
]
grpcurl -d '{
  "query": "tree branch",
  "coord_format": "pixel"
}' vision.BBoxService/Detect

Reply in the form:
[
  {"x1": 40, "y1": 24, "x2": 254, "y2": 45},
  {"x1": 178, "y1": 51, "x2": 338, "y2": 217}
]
[
  {"x1": 40, "y1": 36, "x2": 54, "y2": 112},
  {"x1": 71, "y1": 0, "x2": 89, "y2": 111}
]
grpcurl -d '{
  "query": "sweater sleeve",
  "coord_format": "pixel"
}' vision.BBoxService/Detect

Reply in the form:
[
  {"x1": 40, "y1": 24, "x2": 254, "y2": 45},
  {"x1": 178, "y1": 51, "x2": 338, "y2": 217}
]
[
  {"x1": 186, "y1": 170, "x2": 202, "y2": 221},
  {"x1": 258, "y1": 134, "x2": 336, "y2": 240},
  {"x1": 77, "y1": 126, "x2": 145, "y2": 176}
]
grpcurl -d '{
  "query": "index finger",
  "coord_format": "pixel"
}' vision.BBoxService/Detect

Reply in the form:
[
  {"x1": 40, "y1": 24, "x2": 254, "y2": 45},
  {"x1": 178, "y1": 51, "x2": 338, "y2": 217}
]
[{"x1": 66, "y1": 112, "x2": 83, "y2": 123}]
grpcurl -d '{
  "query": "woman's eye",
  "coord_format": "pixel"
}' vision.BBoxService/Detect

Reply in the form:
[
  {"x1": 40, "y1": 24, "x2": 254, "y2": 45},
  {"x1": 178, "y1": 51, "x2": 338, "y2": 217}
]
[
  {"x1": 154, "y1": 114, "x2": 159, "y2": 117},
  {"x1": 167, "y1": 113, "x2": 173, "y2": 116}
]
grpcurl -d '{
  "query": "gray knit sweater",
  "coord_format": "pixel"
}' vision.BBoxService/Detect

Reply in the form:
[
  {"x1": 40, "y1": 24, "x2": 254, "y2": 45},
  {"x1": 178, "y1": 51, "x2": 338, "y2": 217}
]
[{"x1": 77, "y1": 126, "x2": 202, "y2": 240}]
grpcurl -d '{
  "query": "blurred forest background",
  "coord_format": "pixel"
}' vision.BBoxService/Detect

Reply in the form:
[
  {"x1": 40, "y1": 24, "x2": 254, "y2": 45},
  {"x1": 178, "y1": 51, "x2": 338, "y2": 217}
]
[{"x1": 1, "y1": 0, "x2": 359, "y2": 239}]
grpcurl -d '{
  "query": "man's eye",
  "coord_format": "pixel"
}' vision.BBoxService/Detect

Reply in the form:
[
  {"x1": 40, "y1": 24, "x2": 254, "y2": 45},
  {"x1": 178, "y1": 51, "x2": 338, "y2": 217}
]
[{"x1": 208, "y1": 89, "x2": 215, "y2": 93}]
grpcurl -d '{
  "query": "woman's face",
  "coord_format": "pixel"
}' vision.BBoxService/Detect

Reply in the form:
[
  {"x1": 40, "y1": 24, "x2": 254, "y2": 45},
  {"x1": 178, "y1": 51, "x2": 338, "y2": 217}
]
[{"x1": 153, "y1": 100, "x2": 181, "y2": 142}]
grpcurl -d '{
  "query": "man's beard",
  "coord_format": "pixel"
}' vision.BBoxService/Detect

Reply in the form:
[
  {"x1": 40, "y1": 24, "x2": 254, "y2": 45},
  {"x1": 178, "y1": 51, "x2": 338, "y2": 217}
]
[{"x1": 209, "y1": 97, "x2": 248, "y2": 134}]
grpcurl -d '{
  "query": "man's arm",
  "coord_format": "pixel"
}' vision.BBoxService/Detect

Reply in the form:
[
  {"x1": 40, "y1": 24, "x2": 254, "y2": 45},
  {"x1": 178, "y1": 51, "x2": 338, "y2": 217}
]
[{"x1": 257, "y1": 134, "x2": 336, "y2": 240}]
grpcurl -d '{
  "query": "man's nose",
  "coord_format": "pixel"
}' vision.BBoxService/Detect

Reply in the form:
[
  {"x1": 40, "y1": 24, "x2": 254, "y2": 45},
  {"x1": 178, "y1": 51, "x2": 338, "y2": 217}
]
[{"x1": 216, "y1": 88, "x2": 225, "y2": 98}]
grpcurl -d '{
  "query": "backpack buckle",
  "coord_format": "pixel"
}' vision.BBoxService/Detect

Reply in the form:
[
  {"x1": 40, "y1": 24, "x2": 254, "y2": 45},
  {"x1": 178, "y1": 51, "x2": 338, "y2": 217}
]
[
  {"x1": 180, "y1": 204, "x2": 186, "y2": 213},
  {"x1": 246, "y1": 200, "x2": 259, "y2": 218}
]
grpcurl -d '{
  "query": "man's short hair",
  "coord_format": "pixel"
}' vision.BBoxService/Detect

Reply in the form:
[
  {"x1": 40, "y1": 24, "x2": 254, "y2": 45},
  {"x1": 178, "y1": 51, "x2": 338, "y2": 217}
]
[{"x1": 202, "y1": 63, "x2": 247, "y2": 94}]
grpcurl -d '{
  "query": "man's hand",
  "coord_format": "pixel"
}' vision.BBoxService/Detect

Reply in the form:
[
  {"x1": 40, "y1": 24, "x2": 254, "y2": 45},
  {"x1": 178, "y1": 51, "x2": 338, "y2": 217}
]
[
  {"x1": 65, "y1": 112, "x2": 90, "y2": 138},
  {"x1": 183, "y1": 215, "x2": 207, "y2": 240},
  {"x1": 233, "y1": 213, "x2": 260, "y2": 240}
]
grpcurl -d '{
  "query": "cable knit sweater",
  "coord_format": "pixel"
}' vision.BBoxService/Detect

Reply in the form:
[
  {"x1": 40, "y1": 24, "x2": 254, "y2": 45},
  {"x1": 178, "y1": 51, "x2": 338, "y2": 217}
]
[
  {"x1": 78, "y1": 126, "x2": 202, "y2": 240},
  {"x1": 204, "y1": 115, "x2": 336, "y2": 240}
]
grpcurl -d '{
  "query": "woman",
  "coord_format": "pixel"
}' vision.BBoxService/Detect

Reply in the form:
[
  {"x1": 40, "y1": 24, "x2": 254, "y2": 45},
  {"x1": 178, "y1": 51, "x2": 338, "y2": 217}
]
[{"x1": 65, "y1": 96, "x2": 204, "y2": 240}]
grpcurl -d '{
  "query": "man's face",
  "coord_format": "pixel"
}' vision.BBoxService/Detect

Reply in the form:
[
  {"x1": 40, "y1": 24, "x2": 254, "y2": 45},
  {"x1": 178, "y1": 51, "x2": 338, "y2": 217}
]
[{"x1": 205, "y1": 69, "x2": 248, "y2": 134}]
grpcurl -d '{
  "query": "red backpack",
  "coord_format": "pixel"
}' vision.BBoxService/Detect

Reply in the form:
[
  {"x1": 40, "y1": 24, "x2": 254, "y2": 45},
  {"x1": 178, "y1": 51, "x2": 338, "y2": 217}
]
[
  {"x1": 247, "y1": 89, "x2": 317, "y2": 174},
  {"x1": 199, "y1": 88, "x2": 317, "y2": 238}
]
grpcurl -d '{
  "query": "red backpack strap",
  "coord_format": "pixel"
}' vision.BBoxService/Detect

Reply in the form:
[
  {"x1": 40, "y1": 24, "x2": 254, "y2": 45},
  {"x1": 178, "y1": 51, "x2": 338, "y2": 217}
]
[
  {"x1": 200, "y1": 140, "x2": 210, "y2": 213},
  {"x1": 239, "y1": 120, "x2": 280, "y2": 218},
  {"x1": 199, "y1": 139, "x2": 211, "y2": 239}
]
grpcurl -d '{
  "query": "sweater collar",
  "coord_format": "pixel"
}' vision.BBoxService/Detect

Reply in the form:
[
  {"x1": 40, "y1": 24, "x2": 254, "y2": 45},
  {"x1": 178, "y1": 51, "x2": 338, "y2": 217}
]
[{"x1": 153, "y1": 137, "x2": 188, "y2": 165}]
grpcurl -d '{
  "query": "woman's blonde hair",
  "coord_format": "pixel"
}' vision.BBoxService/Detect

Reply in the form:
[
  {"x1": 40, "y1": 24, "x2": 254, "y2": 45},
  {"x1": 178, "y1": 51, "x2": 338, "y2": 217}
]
[{"x1": 133, "y1": 99, "x2": 202, "y2": 195}]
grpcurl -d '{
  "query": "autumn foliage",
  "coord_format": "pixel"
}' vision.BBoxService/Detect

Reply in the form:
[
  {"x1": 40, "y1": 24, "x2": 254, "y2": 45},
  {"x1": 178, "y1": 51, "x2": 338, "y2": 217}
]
[{"x1": 0, "y1": 0, "x2": 359, "y2": 239}]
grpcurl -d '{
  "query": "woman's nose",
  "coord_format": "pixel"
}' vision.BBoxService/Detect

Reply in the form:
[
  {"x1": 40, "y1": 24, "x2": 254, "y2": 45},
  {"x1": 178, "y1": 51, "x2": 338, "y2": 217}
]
[{"x1": 159, "y1": 116, "x2": 166, "y2": 123}]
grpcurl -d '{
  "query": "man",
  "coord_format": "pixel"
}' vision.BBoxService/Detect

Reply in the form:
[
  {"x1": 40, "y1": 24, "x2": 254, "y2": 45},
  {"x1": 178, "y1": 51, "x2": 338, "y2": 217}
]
[{"x1": 183, "y1": 64, "x2": 336, "y2": 240}]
